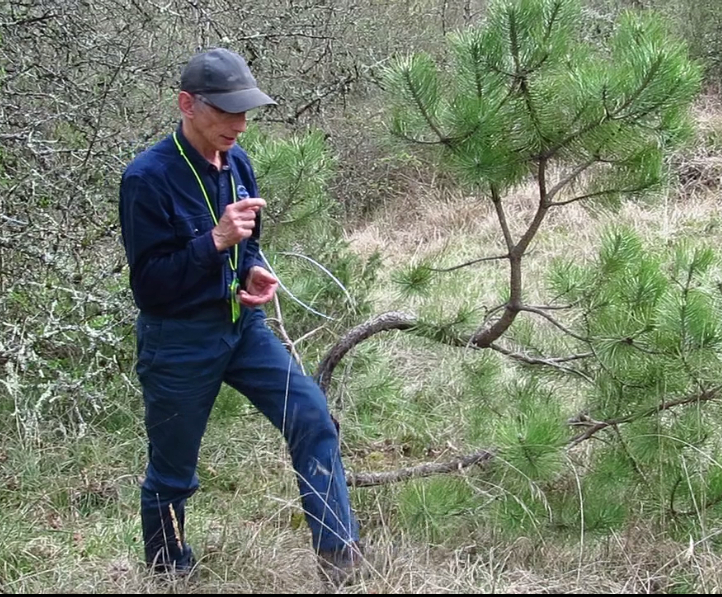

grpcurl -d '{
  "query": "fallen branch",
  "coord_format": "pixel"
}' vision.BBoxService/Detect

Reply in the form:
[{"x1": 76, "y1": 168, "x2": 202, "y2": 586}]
[
  {"x1": 348, "y1": 387, "x2": 722, "y2": 488},
  {"x1": 346, "y1": 449, "x2": 495, "y2": 487}
]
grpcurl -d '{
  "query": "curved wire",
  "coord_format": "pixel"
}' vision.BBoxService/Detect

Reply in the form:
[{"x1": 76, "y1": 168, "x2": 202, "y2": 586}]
[{"x1": 259, "y1": 249, "x2": 335, "y2": 321}]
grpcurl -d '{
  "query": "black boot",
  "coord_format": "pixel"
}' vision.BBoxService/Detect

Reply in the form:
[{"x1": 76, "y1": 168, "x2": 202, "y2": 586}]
[{"x1": 142, "y1": 499, "x2": 196, "y2": 576}]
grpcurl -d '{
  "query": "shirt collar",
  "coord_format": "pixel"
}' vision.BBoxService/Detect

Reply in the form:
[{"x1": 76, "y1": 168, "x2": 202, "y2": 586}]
[{"x1": 174, "y1": 123, "x2": 229, "y2": 174}]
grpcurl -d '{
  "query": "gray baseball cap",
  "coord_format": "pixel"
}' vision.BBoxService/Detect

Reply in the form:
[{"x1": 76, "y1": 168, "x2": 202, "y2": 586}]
[{"x1": 180, "y1": 48, "x2": 277, "y2": 113}]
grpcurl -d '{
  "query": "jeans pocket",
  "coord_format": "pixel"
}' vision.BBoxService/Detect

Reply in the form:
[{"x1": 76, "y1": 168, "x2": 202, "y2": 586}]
[{"x1": 136, "y1": 318, "x2": 165, "y2": 375}]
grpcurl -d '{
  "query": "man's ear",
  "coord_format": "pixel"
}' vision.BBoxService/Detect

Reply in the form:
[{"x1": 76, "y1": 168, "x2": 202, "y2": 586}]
[{"x1": 178, "y1": 91, "x2": 196, "y2": 119}]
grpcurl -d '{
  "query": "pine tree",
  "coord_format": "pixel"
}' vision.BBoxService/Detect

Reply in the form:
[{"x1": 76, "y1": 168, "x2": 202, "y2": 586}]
[
  {"x1": 317, "y1": 0, "x2": 722, "y2": 535},
  {"x1": 383, "y1": 0, "x2": 701, "y2": 347}
]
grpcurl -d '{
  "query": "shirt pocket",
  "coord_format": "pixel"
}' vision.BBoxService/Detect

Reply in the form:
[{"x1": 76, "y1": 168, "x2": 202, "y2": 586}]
[{"x1": 173, "y1": 214, "x2": 214, "y2": 241}]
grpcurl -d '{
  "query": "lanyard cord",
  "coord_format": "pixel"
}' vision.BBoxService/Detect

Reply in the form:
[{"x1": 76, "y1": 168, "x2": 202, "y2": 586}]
[
  {"x1": 172, "y1": 132, "x2": 347, "y2": 322},
  {"x1": 172, "y1": 131, "x2": 238, "y2": 273}
]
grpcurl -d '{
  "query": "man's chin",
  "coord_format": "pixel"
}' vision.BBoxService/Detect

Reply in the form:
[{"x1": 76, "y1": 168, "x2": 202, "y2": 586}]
[{"x1": 219, "y1": 136, "x2": 237, "y2": 149}]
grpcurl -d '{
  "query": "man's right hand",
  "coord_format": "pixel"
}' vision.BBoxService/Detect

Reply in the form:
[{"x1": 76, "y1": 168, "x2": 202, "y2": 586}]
[{"x1": 211, "y1": 198, "x2": 267, "y2": 251}]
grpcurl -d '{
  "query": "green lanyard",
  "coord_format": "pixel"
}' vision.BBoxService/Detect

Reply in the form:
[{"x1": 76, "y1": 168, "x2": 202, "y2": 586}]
[{"x1": 172, "y1": 131, "x2": 241, "y2": 322}]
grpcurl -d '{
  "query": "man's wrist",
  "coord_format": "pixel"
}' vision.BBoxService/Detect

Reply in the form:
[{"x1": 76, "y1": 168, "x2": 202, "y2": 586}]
[{"x1": 211, "y1": 229, "x2": 225, "y2": 251}]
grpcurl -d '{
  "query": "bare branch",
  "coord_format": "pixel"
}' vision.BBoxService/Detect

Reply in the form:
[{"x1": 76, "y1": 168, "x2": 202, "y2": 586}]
[
  {"x1": 0, "y1": 13, "x2": 59, "y2": 28},
  {"x1": 518, "y1": 305, "x2": 589, "y2": 343},
  {"x1": 347, "y1": 449, "x2": 494, "y2": 487},
  {"x1": 489, "y1": 343, "x2": 594, "y2": 383},
  {"x1": 546, "y1": 158, "x2": 597, "y2": 203},
  {"x1": 80, "y1": 40, "x2": 134, "y2": 170},
  {"x1": 548, "y1": 184, "x2": 654, "y2": 207},
  {"x1": 235, "y1": 31, "x2": 336, "y2": 42},
  {"x1": 429, "y1": 253, "x2": 509, "y2": 273},
  {"x1": 568, "y1": 386, "x2": 722, "y2": 447},
  {"x1": 315, "y1": 312, "x2": 417, "y2": 393}
]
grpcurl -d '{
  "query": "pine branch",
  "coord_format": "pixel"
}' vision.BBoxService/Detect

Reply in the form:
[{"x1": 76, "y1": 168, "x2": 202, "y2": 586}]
[
  {"x1": 272, "y1": 151, "x2": 308, "y2": 225},
  {"x1": 526, "y1": 302, "x2": 579, "y2": 311},
  {"x1": 468, "y1": 185, "x2": 526, "y2": 344},
  {"x1": 518, "y1": 305, "x2": 589, "y2": 342},
  {"x1": 491, "y1": 184, "x2": 515, "y2": 251},
  {"x1": 508, "y1": 9, "x2": 544, "y2": 137},
  {"x1": 401, "y1": 67, "x2": 447, "y2": 144},
  {"x1": 548, "y1": 183, "x2": 654, "y2": 207},
  {"x1": 483, "y1": 303, "x2": 508, "y2": 325},
  {"x1": 469, "y1": 39, "x2": 484, "y2": 99},
  {"x1": 391, "y1": 131, "x2": 451, "y2": 146},
  {"x1": 546, "y1": 352, "x2": 593, "y2": 363},
  {"x1": 489, "y1": 343, "x2": 594, "y2": 382},
  {"x1": 614, "y1": 54, "x2": 664, "y2": 119},
  {"x1": 343, "y1": 363, "x2": 722, "y2": 490},
  {"x1": 468, "y1": 163, "x2": 553, "y2": 349},
  {"x1": 543, "y1": 1, "x2": 563, "y2": 45},
  {"x1": 625, "y1": 86, "x2": 681, "y2": 124},
  {"x1": 546, "y1": 159, "x2": 597, "y2": 203},
  {"x1": 568, "y1": 386, "x2": 722, "y2": 447},
  {"x1": 429, "y1": 253, "x2": 509, "y2": 273},
  {"x1": 317, "y1": 309, "x2": 596, "y2": 395},
  {"x1": 314, "y1": 311, "x2": 417, "y2": 393},
  {"x1": 612, "y1": 424, "x2": 652, "y2": 489},
  {"x1": 542, "y1": 54, "x2": 665, "y2": 161},
  {"x1": 583, "y1": 314, "x2": 656, "y2": 391},
  {"x1": 470, "y1": 299, "x2": 520, "y2": 349},
  {"x1": 514, "y1": 158, "x2": 551, "y2": 255},
  {"x1": 671, "y1": 484, "x2": 722, "y2": 518},
  {"x1": 318, "y1": 324, "x2": 721, "y2": 488}
]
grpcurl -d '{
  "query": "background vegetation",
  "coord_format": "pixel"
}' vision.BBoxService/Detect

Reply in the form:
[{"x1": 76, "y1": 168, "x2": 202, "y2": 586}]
[{"x1": 2, "y1": 0, "x2": 722, "y2": 593}]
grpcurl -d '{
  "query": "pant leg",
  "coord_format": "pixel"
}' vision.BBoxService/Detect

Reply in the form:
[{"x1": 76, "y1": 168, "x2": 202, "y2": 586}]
[
  {"x1": 223, "y1": 307, "x2": 359, "y2": 553},
  {"x1": 136, "y1": 314, "x2": 228, "y2": 569}
]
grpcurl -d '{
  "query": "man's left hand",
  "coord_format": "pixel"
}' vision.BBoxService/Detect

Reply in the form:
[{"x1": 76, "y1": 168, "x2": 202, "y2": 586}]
[{"x1": 238, "y1": 266, "x2": 279, "y2": 307}]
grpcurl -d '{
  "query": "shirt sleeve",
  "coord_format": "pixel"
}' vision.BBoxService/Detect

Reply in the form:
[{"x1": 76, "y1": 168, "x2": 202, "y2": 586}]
[
  {"x1": 237, "y1": 159, "x2": 268, "y2": 285},
  {"x1": 120, "y1": 172, "x2": 227, "y2": 309}
]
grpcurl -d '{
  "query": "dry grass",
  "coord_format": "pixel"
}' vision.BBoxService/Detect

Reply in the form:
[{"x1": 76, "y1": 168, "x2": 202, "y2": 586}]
[
  {"x1": 7, "y1": 504, "x2": 722, "y2": 594},
  {"x1": 348, "y1": 180, "x2": 722, "y2": 316}
]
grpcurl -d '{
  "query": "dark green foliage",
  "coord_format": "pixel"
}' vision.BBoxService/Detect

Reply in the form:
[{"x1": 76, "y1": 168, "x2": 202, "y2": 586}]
[{"x1": 384, "y1": 0, "x2": 701, "y2": 201}]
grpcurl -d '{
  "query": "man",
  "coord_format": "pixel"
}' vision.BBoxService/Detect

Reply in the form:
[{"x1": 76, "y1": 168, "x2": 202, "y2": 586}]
[{"x1": 118, "y1": 48, "x2": 361, "y2": 586}]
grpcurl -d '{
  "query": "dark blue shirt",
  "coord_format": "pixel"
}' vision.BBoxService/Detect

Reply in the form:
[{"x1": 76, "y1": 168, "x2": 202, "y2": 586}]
[{"x1": 119, "y1": 126, "x2": 265, "y2": 318}]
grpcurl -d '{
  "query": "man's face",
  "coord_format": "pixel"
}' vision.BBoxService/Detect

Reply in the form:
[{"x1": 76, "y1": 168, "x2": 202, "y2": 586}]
[{"x1": 191, "y1": 95, "x2": 247, "y2": 152}]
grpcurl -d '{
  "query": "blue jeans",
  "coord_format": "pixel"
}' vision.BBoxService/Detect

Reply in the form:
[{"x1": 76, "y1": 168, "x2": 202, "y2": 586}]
[{"x1": 135, "y1": 306, "x2": 359, "y2": 570}]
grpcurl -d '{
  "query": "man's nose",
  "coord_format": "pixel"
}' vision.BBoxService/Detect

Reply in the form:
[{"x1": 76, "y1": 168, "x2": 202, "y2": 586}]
[{"x1": 231, "y1": 113, "x2": 247, "y2": 132}]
